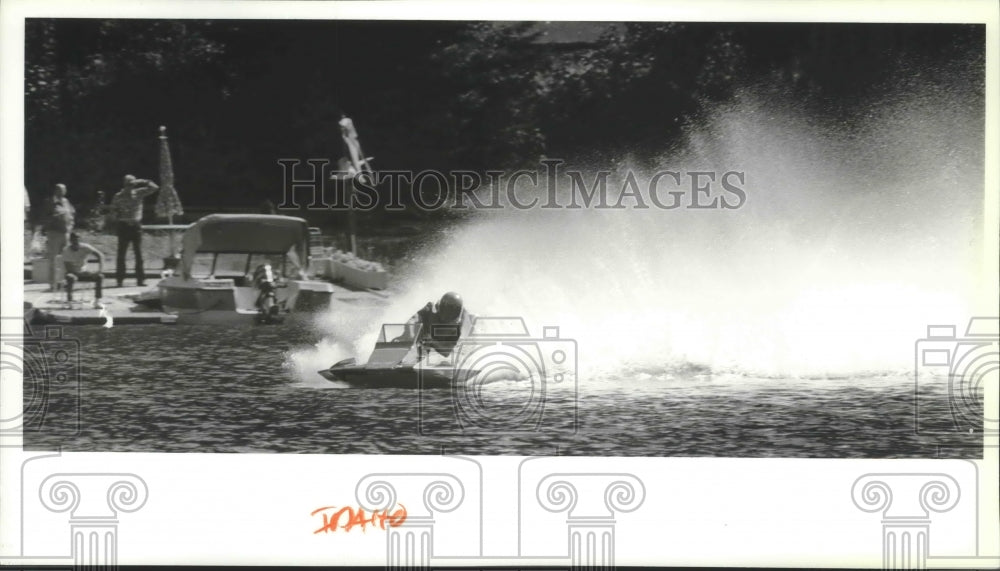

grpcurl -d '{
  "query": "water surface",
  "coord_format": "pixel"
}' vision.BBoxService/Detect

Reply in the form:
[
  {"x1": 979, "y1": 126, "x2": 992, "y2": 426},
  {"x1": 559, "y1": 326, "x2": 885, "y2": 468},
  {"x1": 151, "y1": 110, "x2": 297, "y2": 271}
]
[{"x1": 25, "y1": 323, "x2": 981, "y2": 458}]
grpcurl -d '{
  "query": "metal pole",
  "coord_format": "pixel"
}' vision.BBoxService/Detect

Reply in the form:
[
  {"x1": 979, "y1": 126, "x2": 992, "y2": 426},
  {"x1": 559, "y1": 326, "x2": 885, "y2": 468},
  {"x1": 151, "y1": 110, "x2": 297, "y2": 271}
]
[
  {"x1": 168, "y1": 213, "x2": 175, "y2": 255},
  {"x1": 348, "y1": 179, "x2": 358, "y2": 256}
]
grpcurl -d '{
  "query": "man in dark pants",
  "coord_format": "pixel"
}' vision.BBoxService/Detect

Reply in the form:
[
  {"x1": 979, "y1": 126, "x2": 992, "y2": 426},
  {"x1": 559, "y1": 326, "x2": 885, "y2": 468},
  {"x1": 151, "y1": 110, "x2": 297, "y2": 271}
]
[{"x1": 111, "y1": 174, "x2": 159, "y2": 287}]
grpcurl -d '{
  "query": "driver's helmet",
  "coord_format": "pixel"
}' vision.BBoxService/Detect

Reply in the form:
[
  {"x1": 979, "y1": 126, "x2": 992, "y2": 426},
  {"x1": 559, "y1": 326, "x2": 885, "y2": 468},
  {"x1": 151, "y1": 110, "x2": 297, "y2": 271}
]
[{"x1": 436, "y1": 291, "x2": 463, "y2": 323}]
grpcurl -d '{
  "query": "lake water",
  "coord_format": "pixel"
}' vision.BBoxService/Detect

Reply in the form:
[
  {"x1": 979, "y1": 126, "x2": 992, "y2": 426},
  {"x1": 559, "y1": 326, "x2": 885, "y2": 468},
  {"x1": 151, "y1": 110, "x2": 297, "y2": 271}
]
[{"x1": 24, "y1": 322, "x2": 981, "y2": 458}]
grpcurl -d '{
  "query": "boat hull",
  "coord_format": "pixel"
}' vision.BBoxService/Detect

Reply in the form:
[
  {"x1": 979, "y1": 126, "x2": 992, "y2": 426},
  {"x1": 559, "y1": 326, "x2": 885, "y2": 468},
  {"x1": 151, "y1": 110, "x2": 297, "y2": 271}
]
[
  {"x1": 159, "y1": 275, "x2": 333, "y2": 325},
  {"x1": 319, "y1": 364, "x2": 479, "y2": 388}
]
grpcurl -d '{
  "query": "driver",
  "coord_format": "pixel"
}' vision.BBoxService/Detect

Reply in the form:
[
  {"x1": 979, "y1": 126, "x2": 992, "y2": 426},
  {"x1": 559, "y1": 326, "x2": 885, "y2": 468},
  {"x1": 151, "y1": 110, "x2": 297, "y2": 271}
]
[{"x1": 399, "y1": 291, "x2": 475, "y2": 365}]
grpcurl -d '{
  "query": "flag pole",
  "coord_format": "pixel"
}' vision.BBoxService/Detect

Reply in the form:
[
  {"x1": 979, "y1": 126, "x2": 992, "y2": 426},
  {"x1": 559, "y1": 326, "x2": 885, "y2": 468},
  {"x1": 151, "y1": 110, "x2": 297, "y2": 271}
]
[
  {"x1": 348, "y1": 180, "x2": 357, "y2": 257},
  {"x1": 340, "y1": 115, "x2": 371, "y2": 257}
]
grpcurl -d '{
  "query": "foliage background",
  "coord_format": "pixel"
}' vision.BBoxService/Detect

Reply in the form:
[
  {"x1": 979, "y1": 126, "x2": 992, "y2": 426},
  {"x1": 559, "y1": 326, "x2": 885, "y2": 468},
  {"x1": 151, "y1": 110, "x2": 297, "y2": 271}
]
[{"x1": 24, "y1": 20, "x2": 983, "y2": 224}]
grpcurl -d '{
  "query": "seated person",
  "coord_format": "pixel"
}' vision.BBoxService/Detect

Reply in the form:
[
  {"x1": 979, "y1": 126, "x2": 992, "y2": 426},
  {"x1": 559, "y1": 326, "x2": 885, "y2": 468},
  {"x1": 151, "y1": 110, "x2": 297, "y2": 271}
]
[
  {"x1": 398, "y1": 291, "x2": 475, "y2": 365},
  {"x1": 61, "y1": 232, "x2": 105, "y2": 308}
]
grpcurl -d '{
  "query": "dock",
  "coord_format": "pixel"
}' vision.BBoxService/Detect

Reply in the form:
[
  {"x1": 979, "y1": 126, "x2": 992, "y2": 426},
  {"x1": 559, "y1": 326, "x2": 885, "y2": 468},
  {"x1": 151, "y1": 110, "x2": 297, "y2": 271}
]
[
  {"x1": 22, "y1": 279, "x2": 390, "y2": 326},
  {"x1": 24, "y1": 281, "x2": 176, "y2": 325}
]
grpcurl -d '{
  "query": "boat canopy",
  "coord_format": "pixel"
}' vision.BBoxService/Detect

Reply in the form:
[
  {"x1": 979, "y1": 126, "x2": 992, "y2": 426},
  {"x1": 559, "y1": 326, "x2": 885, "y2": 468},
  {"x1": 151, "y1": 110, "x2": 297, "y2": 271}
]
[{"x1": 180, "y1": 214, "x2": 310, "y2": 279}]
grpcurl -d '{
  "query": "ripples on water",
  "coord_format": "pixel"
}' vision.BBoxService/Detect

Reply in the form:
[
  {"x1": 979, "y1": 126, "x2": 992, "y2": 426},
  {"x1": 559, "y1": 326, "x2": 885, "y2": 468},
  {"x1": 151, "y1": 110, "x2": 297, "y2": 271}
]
[{"x1": 25, "y1": 324, "x2": 981, "y2": 458}]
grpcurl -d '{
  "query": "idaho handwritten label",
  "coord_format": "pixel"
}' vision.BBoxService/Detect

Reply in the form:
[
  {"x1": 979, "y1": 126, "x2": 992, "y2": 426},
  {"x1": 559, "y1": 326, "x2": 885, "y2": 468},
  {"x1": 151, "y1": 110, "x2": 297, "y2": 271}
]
[{"x1": 311, "y1": 505, "x2": 407, "y2": 533}]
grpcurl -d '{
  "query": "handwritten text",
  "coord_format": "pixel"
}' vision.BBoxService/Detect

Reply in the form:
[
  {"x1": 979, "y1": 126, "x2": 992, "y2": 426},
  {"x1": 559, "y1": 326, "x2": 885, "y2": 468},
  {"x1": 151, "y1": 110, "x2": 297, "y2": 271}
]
[{"x1": 311, "y1": 505, "x2": 407, "y2": 533}]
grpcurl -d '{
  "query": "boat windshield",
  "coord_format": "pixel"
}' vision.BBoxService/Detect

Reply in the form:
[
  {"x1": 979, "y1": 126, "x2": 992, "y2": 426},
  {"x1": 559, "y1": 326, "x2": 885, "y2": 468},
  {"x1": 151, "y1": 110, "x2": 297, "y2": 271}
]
[
  {"x1": 214, "y1": 253, "x2": 252, "y2": 277},
  {"x1": 468, "y1": 317, "x2": 529, "y2": 336},
  {"x1": 188, "y1": 253, "x2": 217, "y2": 278},
  {"x1": 187, "y1": 252, "x2": 288, "y2": 279},
  {"x1": 378, "y1": 323, "x2": 422, "y2": 344}
]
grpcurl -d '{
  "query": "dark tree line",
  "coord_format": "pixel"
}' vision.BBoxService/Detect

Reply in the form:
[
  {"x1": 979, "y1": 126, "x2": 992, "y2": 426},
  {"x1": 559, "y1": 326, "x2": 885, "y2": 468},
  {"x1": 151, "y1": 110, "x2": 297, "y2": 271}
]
[{"x1": 24, "y1": 19, "x2": 982, "y2": 223}]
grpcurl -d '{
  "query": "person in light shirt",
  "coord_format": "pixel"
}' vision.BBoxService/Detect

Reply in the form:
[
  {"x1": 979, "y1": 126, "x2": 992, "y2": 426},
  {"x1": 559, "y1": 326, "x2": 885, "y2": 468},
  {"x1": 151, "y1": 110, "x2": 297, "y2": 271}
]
[
  {"x1": 61, "y1": 232, "x2": 105, "y2": 308},
  {"x1": 35, "y1": 183, "x2": 75, "y2": 291}
]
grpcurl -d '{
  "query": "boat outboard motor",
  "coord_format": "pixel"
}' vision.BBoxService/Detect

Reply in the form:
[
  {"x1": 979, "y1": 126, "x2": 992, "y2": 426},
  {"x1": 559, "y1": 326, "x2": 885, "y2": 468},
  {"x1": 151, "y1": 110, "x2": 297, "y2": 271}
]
[{"x1": 253, "y1": 263, "x2": 281, "y2": 323}]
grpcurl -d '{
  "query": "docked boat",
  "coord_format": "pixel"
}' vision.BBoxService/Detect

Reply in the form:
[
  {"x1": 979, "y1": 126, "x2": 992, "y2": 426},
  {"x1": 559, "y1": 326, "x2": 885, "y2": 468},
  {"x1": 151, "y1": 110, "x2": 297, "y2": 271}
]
[
  {"x1": 319, "y1": 323, "x2": 480, "y2": 388},
  {"x1": 158, "y1": 214, "x2": 334, "y2": 324}
]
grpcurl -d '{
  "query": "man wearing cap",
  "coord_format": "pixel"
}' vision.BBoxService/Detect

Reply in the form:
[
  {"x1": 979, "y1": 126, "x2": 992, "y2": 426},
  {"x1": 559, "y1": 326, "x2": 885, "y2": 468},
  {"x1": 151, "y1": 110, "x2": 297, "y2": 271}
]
[{"x1": 111, "y1": 174, "x2": 159, "y2": 287}]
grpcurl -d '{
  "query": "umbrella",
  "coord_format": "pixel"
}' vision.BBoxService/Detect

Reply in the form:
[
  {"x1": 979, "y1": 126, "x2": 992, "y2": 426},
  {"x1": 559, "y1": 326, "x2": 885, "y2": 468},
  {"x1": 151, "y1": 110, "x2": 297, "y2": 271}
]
[{"x1": 155, "y1": 125, "x2": 184, "y2": 257}]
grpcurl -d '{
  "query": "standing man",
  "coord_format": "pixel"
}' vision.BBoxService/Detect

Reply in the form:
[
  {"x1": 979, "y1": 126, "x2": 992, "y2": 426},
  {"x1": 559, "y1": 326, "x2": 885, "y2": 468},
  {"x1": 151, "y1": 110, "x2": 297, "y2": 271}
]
[
  {"x1": 61, "y1": 232, "x2": 105, "y2": 307},
  {"x1": 111, "y1": 174, "x2": 159, "y2": 287},
  {"x1": 34, "y1": 183, "x2": 75, "y2": 291}
]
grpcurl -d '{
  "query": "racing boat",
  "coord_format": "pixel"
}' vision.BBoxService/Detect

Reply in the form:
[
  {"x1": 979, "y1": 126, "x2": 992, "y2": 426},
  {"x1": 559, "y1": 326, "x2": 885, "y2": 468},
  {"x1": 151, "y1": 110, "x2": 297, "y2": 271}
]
[
  {"x1": 318, "y1": 323, "x2": 480, "y2": 388},
  {"x1": 158, "y1": 214, "x2": 334, "y2": 324}
]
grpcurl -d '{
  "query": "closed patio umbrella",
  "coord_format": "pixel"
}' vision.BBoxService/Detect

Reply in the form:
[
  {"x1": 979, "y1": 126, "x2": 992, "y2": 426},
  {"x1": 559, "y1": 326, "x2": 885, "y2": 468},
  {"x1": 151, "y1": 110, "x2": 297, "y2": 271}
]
[{"x1": 155, "y1": 125, "x2": 184, "y2": 258}]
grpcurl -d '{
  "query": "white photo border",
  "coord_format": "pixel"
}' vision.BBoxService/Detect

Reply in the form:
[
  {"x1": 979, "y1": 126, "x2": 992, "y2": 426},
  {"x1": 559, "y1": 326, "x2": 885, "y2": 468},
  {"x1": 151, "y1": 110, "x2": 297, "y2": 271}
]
[{"x1": 2, "y1": 0, "x2": 997, "y2": 567}]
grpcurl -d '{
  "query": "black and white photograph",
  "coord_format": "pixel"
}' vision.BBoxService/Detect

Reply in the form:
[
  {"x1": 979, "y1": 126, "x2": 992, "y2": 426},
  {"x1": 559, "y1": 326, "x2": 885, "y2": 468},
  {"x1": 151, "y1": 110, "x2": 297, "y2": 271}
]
[
  {"x1": 14, "y1": 12, "x2": 992, "y2": 456},
  {"x1": 1, "y1": 0, "x2": 997, "y2": 567}
]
